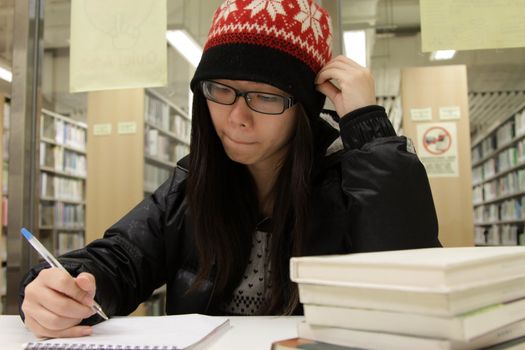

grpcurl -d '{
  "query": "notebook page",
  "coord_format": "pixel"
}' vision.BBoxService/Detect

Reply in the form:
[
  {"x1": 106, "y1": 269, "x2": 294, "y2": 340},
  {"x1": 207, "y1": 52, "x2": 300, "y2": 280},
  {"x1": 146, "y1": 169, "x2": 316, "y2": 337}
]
[{"x1": 24, "y1": 314, "x2": 230, "y2": 349}]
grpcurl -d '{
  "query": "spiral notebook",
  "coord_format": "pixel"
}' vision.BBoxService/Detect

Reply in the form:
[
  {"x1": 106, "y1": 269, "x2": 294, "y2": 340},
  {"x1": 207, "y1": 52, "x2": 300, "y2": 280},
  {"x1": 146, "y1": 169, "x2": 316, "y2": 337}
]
[{"x1": 23, "y1": 314, "x2": 230, "y2": 350}]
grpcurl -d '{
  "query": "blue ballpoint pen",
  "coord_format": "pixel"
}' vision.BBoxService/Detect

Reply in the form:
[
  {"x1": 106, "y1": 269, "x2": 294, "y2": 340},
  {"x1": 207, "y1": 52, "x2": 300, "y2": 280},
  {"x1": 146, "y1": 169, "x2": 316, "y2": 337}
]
[{"x1": 20, "y1": 227, "x2": 109, "y2": 320}]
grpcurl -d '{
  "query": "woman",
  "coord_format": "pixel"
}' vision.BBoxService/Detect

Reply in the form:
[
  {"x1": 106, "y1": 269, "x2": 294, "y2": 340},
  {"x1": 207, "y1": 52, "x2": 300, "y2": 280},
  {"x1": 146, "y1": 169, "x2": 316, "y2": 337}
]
[{"x1": 19, "y1": 0, "x2": 440, "y2": 338}]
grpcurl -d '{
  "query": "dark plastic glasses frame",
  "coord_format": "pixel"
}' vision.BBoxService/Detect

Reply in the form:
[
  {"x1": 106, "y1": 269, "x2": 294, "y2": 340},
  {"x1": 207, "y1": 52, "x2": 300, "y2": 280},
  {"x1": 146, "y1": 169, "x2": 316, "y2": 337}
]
[{"x1": 200, "y1": 80, "x2": 296, "y2": 115}]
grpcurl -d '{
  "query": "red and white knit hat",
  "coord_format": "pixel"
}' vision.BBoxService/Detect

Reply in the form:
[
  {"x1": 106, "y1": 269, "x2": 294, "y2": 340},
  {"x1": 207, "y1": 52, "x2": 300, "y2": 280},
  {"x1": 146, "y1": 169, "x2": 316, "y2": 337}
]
[{"x1": 190, "y1": 0, "x2": 333, "y2": 119}]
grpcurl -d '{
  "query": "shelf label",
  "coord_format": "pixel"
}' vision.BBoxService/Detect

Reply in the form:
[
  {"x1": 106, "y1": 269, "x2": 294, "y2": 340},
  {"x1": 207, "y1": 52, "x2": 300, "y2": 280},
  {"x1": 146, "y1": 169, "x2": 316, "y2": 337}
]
[
  {"x1": 93, "y1": 123, "x2": 112, "y2": 136},
  {"x1": 410, "y1": 107, "x2": 432, "y2": 121},
  {"x1": 118, "y1": 122, "x2": 137, "y2": 134},
  {"x1": 439, "y1": 106, "x2": 461, "y2": 120}
]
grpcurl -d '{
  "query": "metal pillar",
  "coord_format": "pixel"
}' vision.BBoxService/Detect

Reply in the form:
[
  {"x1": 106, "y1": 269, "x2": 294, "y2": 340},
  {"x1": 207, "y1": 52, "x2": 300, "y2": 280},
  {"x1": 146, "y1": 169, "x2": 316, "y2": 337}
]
[
  {"x1": 6, "y1": 0, "x2": 43, "y2": 314},
  {"x1": 320, "y1": 0, "x2": 343, "y2": 57}
]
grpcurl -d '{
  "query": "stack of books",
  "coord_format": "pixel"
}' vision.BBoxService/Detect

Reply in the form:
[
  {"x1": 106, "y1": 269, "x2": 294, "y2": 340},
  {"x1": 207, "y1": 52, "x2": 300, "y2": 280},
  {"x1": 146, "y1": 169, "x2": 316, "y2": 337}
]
[{"x1": 286, "y1": 247, "x2": 525, "y2": 350}]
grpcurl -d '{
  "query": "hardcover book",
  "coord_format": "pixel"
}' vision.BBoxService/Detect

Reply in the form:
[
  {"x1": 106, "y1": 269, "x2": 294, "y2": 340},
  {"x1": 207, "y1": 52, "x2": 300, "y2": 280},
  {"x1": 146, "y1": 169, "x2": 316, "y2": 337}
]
[
  {"x1": 298, "y1": 319, "x2": 525, "y2": 350},
  {"x1": 303, "y1": 297, "x2": 525, "y2": 341},
  {"x1": 290, "y1": 247, "x2": 525, "y2": 289},
  {"x1": 298, "y1": 275, "x2": 525, "y2": 316}
]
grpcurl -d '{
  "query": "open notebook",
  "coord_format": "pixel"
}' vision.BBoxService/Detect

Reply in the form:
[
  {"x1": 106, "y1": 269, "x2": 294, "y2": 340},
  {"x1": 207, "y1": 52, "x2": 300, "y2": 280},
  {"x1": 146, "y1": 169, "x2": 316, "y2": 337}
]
[{"x1": 23, "y1": 314, "x2": 230, "y2": 350}]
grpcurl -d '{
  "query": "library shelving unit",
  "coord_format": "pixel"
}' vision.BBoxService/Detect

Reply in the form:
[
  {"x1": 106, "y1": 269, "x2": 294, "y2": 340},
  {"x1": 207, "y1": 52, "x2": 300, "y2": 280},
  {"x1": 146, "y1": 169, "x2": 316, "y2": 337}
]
[
  {"x1": 0, "y1": 95, "x2": 7, "y2": 313},
  {"x1": 39, "y1": 108, "x2": 87, "y2": 256},
  {"x1": 143, "y1": 90, "x2": 191, "y2": 194},
  {"x1": 377, "y1": 95, "x2": 403, "y2": 135},
  {"x1": 471, "y1": 102, "x2": 525, "y2": 246},
  {"x1": 86, "y1": 88, "x2": 190, "y2": 316}
]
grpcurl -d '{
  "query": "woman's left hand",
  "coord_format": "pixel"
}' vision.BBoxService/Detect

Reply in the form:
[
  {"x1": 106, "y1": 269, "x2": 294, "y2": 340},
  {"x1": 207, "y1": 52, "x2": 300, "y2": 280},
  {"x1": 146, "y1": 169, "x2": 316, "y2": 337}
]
[{"x1": 315, "y1": 55, "x2": 376, "y2": 117}]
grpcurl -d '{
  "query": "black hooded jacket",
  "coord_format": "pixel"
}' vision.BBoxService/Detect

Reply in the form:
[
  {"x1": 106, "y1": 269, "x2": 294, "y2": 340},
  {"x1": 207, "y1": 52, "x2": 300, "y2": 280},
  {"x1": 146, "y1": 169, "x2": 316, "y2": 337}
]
[{"x1": 19, "y1": 105, "x2": 440, "y2": 323}]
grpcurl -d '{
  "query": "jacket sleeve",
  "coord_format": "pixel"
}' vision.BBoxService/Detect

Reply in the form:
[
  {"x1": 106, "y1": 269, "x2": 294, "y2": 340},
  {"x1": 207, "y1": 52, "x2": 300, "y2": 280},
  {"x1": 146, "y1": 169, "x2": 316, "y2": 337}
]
[
  {"x1": 338, "y1": 105, "x2": 441, "y2": 252},
  {"x1": 18, "y1": 163, "x2": 188, "y2": 324}
]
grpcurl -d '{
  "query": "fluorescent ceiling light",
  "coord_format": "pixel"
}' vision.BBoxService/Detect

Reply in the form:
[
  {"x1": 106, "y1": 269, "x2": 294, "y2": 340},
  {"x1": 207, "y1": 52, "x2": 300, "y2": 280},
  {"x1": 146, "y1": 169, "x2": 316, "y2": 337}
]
[
  {"x1": 0, "y1": 66, "x2": 12, "y2": 82},
  {"x1": 166, "y1": 30, "x2": 203, "y2": 68},
  {"x1": 430, "y1": 50, "x2": 456, "y2": 60},
  {"x1": 343, "y1": 30, "x2": 367, "y2": 67}
]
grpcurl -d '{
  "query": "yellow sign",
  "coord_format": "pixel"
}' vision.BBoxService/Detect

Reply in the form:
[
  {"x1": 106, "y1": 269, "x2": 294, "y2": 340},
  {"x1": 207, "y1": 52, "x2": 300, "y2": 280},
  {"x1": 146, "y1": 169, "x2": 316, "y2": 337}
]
[
  {"x1": 117, "y1": 121, "x2": 137, "y2": 134},
  {"x1": 410, "y1": 107, "x2": 432, "y2": 121},
  {"x1": 70, "y1": 0, "x2": 167, "y2": 92},
  {"x1": 93, "y1": 123, "x2": 112, "y2": 136},
  {"x1": 420, "y1": 0, "x2": 525, "y2": 52}
]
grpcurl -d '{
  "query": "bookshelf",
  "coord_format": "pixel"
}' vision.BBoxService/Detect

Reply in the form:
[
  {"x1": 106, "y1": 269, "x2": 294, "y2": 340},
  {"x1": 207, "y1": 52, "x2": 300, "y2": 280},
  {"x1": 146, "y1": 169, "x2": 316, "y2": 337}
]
[
  {"x1": 471, "y1": 101, "x2": 525, "y2": 246},
  {"x1": 86, "y1": 88, "x2": 190, "y2": 316},
  {"x1": 39, "y1": 109, "x2": 87, "y2": 256},
  {"x1": 143, "y1": 90, "x2": 190, "y2": 194},
  {"x1": 0, "y1": 95, "x2": 7, "y2": 313}
]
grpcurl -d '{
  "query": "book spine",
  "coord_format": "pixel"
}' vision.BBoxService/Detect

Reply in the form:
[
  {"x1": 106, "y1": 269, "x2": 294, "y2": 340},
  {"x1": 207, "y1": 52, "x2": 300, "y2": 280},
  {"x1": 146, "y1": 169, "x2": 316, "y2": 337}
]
[
  {"x1": 304, "y1": 297, "x2": 525, "y2": 342},
  {"x1": 297, "y1": 322, "x2": 448, "y2": 350},
  {"x1": 299, "y1": 318, "x2": 525, "y2": 350}
]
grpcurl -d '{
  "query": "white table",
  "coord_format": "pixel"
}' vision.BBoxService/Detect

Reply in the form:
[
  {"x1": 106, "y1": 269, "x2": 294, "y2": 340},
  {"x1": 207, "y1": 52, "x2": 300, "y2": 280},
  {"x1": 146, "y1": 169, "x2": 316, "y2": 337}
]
[{"x1": 0, "y1": 315, "x2": 301, "y2": 349}]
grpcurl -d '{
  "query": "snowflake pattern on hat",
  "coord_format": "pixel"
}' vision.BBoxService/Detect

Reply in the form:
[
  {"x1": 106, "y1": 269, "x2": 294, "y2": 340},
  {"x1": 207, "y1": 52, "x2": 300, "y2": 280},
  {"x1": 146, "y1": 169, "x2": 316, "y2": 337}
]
[
  {"x1": 246, "y1": 0, "x2": 287, "y2": 21},
  {"x1": 205, "y1": 0, "x2": 332, "y2": 72},
  {"x1": 294, "y1": 0, "x2": 323, "y2": 41},
  {"x1": 215, "y1": 0, "x2": 238, "y2": 23}
]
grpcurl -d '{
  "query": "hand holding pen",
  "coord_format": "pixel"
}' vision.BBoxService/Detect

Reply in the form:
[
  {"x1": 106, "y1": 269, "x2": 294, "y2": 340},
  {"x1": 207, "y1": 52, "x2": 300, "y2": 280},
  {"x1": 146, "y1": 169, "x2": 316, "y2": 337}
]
[{"x1": 20, "y1": 228, "x2": 108, "y2": 339}]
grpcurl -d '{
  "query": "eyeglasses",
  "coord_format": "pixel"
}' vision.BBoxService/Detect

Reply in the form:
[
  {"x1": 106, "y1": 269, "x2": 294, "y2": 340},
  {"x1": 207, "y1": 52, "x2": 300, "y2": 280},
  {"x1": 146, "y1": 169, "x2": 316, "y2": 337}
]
[{"x1": 200, "y1": 80, "x2": 296, "y2": 115}]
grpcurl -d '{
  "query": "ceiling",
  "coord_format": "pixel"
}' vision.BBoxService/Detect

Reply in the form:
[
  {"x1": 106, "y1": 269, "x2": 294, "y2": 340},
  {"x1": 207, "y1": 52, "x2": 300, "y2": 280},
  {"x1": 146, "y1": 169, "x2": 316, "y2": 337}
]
[{"x1": 0, "y1": 0, "x2": 524, "y2": 134}]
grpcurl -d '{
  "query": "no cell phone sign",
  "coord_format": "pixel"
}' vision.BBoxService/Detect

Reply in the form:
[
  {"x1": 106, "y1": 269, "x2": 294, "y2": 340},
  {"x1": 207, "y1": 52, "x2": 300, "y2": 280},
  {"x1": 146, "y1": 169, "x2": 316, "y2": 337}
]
[{"x1": 422, "y1": 126, "x2": 451, "y2": 155}]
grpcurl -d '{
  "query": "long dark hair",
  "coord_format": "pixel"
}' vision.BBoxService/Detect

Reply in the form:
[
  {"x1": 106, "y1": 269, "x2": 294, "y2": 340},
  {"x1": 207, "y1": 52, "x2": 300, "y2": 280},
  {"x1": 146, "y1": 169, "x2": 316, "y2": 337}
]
[{"x1": 186, "y1": 88, "x2": 315, "y2": 314}]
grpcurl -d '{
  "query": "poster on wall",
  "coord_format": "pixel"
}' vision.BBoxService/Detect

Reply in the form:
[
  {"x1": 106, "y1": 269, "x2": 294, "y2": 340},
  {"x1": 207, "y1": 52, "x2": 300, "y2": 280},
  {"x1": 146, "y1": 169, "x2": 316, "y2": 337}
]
[
  {"x1": 416, "y1": 122, "x2": 459, "y2": 177},
  {"x1": 420, "y1": 0, "x2": 525, "y2": 52},
  {"x1": 70, "y1": 0, "x2": 167, "y2": 92}
]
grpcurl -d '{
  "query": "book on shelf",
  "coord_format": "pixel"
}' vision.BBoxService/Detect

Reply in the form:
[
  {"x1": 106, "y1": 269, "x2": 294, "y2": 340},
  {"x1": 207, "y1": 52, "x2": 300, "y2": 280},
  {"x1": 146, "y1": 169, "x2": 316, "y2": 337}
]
[
  {"x1": 0, "y1": 233, "x2": 5, "y2": 261},
  {"x1": 39, "y1": 202, "x2": 54, "y2": 226},
  {"x1": 290, "y1": 247, "x2": 525, "y2": 288},
  {"x1": 39, "y1": 202, "x2": 85, "y2": 228},
  {"x1": 38, "y1": 109, "x2": 87, "y2": 257},
  {"x1": 145, "y1": 93, "x2": 191, "y2": 144},
  {"x1": 173, "y1": 114, "x2": 191, "y2": 143},
  {"x1": 297, "y1": 319, "x2": 525, "y2": 350},
  {"x1": 145, "y1": 128, "x2": 159, "y2": 157},
  {"x1": 2, "y1": 195, "x2": 7, "y2": 227},
  {"x1": 144, "y1": 163, "x2": 171, "y2": 193},
  {"x1": 56, "y1": 231, "x2": 85, "y2": 256},
  {"x1": 303, "y1": 296, "x2": 525, "y2": 341},
  {"x1": 272, "y1": 337, "x2": 359, "y2": 350},
  {"x1": 471, "y1": 104, "x2": 525, "y2": 248},
  {"x1": 145, "y1": 93, "x2": 170, "y2": 129},
  {"x1": 145, "y1": 130, "x2": 188, "y2": 164},
  {"x1": 297, "y1": 275, "x2": 525, "y2": 317},
  {"x1": 41, "y1": 110, "x2": 87, "y2": 150},
  {"x1": 41, "y1": 173, "x2": 84, "y2": 201}
]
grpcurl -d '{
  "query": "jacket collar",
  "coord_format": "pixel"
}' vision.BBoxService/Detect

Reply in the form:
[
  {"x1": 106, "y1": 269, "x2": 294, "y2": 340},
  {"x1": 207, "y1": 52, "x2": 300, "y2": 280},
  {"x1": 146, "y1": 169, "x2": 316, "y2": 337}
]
[{"x1": 314, "y1": 111, "x2": 342, "y2": 156}]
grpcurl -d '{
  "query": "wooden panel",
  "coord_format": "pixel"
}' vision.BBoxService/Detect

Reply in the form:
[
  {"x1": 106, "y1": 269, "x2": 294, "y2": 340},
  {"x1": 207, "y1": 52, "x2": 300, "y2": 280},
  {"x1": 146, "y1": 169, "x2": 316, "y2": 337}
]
[
  {"x1": 0, "y1": 95, "x2": 4, "y2": 305},
  {"x1": 0, "y1": 94, "x2": 4, "y2": 232},
  {"x1": 401, "y1": 65, "x2": 474, "y2": 247},
  {"x1": 0, "y1": 95, "x2": 3, "y2": 245},
  {"x1": 86, "y1": 89, "x2": 145, "y2": 244}
]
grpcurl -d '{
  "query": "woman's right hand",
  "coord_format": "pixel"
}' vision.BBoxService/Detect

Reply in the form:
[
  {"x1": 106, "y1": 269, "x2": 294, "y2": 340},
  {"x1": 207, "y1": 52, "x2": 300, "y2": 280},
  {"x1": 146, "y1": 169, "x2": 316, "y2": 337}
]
[{"x1": 22, "y1": 268, "x2": 98, "y2": 338}]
